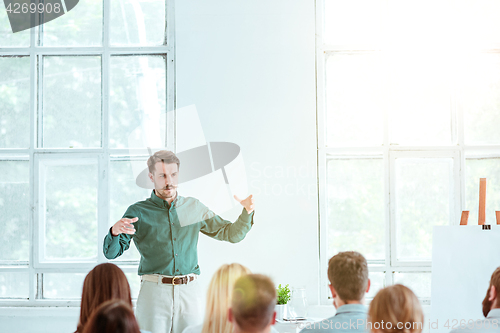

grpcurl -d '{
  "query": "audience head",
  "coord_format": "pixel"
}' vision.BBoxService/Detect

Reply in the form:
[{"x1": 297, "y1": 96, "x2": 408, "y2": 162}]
[
  {"x1": 229, "y1": 274, "x2": 277, "y2": 333},
  {"x1": 482, "y1": 266, "x2": 500, "y2": 317},
  {"x1": 77, "y1": 263, "x2": 132, "y2": 333},
  {"x1": 328, "y1": 251, "x2": 370, "y2": 307},
  {"x1": 202, "y1": 263, "x2": 252, "y2": 333},
  {"x1": 81, "y1": 300, "x2": 140, "y2": 333},
  {"x1": 368, "y1": 284, "x2": 424, "y2": 333}
]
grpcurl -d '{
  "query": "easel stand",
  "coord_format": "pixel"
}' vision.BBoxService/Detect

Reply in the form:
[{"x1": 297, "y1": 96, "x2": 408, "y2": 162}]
[{"x1": 460, "y1": 178, "x2": 500, "y2": 226}]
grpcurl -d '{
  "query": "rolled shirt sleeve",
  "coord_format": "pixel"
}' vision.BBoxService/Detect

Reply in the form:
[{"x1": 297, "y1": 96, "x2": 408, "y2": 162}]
[
  {"x1": 200, "y1": 203, "x2": 254, "y2": 243},
  {"x1": 103, "y1": 207, "x2": 138, "y2": 259}
]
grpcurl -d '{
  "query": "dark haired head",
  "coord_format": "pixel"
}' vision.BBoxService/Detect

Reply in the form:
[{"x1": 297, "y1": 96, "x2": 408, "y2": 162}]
[
  {"x1": 482, "y1": 267, "x2": 500, "y2": 317},
  {"x1": 76, "y1": 263, "x2": 132, "y2": 333},
  {"x1": 81, "y1": 300, "x2": 140, "y2": 333}
]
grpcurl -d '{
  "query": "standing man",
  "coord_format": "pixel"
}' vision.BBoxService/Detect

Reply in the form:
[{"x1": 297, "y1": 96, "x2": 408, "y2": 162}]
[{"x1": 103, "y1": 150, "x2": 255, "y2": 333}]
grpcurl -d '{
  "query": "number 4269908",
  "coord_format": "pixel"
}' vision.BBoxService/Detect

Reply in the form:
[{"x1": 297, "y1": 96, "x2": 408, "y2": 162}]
[{"x1": 6, "y1": 2, "x2": 62, "y2": 14}]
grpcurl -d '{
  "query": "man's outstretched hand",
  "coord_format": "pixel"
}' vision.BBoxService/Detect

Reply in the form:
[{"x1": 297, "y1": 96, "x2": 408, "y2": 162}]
[
  {"x1": 111, "y1": 217, "x2": 138, "y2": 236},
  {"x1": 234, "y1": 194, "x2": 255, "y2": 214}
]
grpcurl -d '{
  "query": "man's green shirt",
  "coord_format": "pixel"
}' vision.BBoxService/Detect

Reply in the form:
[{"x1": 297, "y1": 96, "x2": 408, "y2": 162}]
[{"x1": 103, "y1": 191, "x2": 254, "y2": 276}]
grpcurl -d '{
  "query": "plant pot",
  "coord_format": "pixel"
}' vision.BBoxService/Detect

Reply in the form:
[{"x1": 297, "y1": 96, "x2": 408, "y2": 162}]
[{"x1": 275, "y1": 304, "x2": 288, "y2": 320}]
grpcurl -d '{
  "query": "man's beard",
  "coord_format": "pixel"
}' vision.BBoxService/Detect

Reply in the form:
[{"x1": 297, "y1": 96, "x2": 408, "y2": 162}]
[{"x1": 161, "y1": 186, "x2": 176, "y2": 197}]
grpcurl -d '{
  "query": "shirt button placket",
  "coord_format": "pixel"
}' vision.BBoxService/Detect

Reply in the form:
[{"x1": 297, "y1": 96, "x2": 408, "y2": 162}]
[{"x1": 168, "y1": 206, "x2": 177, "y2": 273}]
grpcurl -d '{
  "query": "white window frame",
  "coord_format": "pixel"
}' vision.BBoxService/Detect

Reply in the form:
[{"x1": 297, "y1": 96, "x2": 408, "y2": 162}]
[
  {"x1": 0, "y1": 0, "x2": 175, "y2": 306},
  {"x1": 315, "y1": 0, "x2": 500, "y2": 305}
]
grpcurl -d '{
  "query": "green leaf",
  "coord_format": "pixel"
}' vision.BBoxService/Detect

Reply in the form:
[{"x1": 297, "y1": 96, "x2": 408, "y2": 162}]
[{"x1": 276, "y1": 283, "x2": 291, "y2": 305}]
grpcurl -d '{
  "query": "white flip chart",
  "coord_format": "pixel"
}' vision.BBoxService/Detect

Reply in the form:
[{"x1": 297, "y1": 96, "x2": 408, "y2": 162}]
[{"x1": 430, "y1": 225, "x2": 500, "y2": 333}]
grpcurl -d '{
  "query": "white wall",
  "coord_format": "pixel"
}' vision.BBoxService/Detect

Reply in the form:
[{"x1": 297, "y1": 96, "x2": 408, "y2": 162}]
[
  {"x1": 0, "y1": 0, "x2": 318, "y2": 331},
  {"x1": 175, "y1": 0, "x2": 318, "y2": 304},
  {"x1": 0, "y1": 308, "x2": 79, "y2": 333}
]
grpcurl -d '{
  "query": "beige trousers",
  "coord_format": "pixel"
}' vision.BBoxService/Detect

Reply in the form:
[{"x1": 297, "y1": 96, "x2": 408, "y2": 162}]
[{"x1": 135, "y1": 277, "x2": 203, "y2": 333}]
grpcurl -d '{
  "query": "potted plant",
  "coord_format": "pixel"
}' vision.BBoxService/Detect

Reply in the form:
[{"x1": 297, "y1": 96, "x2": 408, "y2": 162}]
[{"x1": 276, "y1": 284, "x2": 291, "y2": 320}]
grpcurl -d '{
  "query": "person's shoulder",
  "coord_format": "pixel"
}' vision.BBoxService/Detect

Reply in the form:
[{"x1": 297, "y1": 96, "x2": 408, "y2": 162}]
[
  {"x1": 298, "y1": 322, "x2": 330, "y2": 333},
  {"x1": 135, "y1": 197, "x2": 155, "y2": 206},
  {"x1": 297, "y1": 316, "x2": 337, "y2": 333},
  {"x1": 175, "y1": 196, "x2": 206, "y2": 209},
  {"x1": 449, "y1": 326, "x2": 474, "y2": 333},
  {"x1": 299, "y1": 310, "x2": 368, "y2": 333},
  {"x1": 176, "y1": 195, "x2": 200, "y2": 204},
  {"x1": 128, "y1": 197, "x2": 155, "y2": 210},
  {"x1": 121, "y1": 198, "x2": 154, "y2": 220},
  {"x1": 449, "y1": 318, "x2": 500, "y2": 333},
  {"x1": 181, "y1": 324, "x2": 202, "y2": 333}
]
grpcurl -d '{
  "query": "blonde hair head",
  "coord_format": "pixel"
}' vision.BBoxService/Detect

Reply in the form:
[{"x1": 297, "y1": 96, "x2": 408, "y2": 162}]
[
  {"x1": 368, "y1": 284, "x2": 424, "y2": 333},
  {"x1": 231, "y1": 274, "x2": 277, "y2": 331},
  {"x1": 202, "y1": 263, "x2": 251, "y2": 333}
]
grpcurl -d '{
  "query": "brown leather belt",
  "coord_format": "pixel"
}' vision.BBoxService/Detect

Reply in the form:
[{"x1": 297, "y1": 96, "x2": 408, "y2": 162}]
[{"x1": 142, "y1": 274, "x2": 197, "y2": 285}]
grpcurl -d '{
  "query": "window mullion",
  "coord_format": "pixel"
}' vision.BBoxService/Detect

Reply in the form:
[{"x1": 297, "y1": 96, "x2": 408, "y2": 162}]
[
  {"x1": 36, "y1": 273, "x2": 43, "y2": 300},
  {"x1": 317, "y1": 152, "x2": 329, "y2": 305},
  {"x1": 37, "y1": 54, "x2": 43, "y2": 148},
  {"x1": 166, "y1": 0, "x2": 176, "y2": 152},
  {"x1": 452, "y1": 151, "x2": 462, "y2": 226},
  {"x1": 459, "y1": 147, "x2": 466, "y2": 221},
  {"x1": 388, "y1": 149, "x2": 396, "y2": 269},
  {"x1": 315, "y1": 0, "x2": 330, "y2": 306},
  {"x1": 450, "y1": 83, "x2": 458, "y2": 145},
  {"x1": 28, "y1": 23, "x2": 37, "y2": 304},
  {"x1": 98, "y1": 154, "x2": 109, "y2": 264},
  {"x1": 97, "y1": 0, "x2": 111, "y2": 264},
  {"x1": 166, "y1": 52, "x2": 175, "y2": 151},
  {"x1": 33, "y1": 155, "x2": 45, "y2": 269},
  {"x1": 456, "y1": 79, "x2": 467, "y2": 216}
]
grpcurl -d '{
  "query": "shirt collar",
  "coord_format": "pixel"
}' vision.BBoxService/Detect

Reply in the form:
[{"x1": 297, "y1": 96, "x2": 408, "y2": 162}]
[
  {"x1": 149, "y1": 190, "x2": 179, "y2": 208},
  {"x1": 335, "y1": 304, "x2": 368, "y2": 315},
  {"x1": 487, "y1": 308, "x2": 500, "y2": 318}
]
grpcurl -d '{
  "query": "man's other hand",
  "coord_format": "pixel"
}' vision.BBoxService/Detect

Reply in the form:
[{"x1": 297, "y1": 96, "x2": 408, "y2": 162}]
[
  {"x1": 234, "y1": 194, "x2": 255, "y2": 214},
  {"x1": 111, "y1": 217, "x2": 138, "y2": 236}
]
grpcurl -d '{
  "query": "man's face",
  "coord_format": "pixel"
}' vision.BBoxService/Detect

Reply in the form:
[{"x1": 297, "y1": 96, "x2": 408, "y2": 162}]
[{"x1": 149, "y1": 162, "x2": 179, "y2": 201}]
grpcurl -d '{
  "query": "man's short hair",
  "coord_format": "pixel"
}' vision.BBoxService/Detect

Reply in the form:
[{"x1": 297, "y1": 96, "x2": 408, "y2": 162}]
[
  {"x1": 483, "y1": 267, "x2": 500, "y2": 316},
  {"x1": 147, "y1": 150, "x2": 180, "y2": 174},
  {"x1": 231, "y1": 274, "x2": 276, "y2": 331},
  {"x1": 328, "y1": 251, "x2": 368, "y2": 302}
]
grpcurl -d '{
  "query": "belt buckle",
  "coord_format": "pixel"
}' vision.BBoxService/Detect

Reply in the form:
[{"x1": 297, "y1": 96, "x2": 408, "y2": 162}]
[{"x1": 172, "y1": 277, "x2": 179, "y2": 285}]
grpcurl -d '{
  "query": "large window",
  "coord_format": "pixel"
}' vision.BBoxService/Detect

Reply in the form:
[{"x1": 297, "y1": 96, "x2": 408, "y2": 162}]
[
  {"x1": 0, "y1": 0, "x2": 174, "y2": 305},
  {"x1": 317, "y1": 0, "x2": 500, "y2": 304}
]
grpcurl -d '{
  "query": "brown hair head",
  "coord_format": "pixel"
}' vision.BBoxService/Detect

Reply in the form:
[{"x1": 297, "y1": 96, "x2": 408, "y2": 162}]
[
  {"x1": 328, "y1": 251, "x2": 369, "y2": 302},
  {"x1": 81, "y1": 300, "x2": 140, "y2": 333},
  {"x1": 231, "y1": 274, "x2": 276, "y2": 331},
  {"x1": 147, "y1": 150, "x2": 180, "y2": 174},
  {"x1": 76, "y1": 263, "x2": 132, "y2": 333},
  {"x1": 368, "y1": 284, "x2": 424, "y2": 333},
  {"x1": 482, "y1": 267, "x2": 500, "y2": 317}
]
